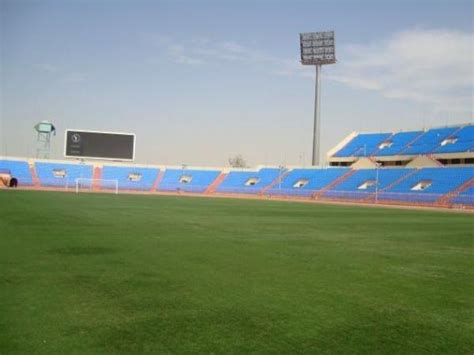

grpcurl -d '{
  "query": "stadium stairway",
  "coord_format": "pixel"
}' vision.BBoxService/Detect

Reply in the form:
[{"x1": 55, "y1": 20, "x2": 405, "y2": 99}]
[
  {"x1": 433, "y1": 125, "x2": 474, "y2": 154},
  {"x1": 369, "y1": 132, "x2": 395, "y2": 156},
  {"x1": 92, "y1": 166, "x2": 102, "y2": 191},
  {"x1": 401, "y1": 127, "x2": 458, "y2": 155},
  {"x1": 334, "y1": 133, "x2": 391, "y2": 157},
  {"x1": 259, "y1": 170, "x2": 290, "y2": 196},
  {"x1": 158, "y1": 169, "x2": 221, "y2": 193},
  {"x1": 361, "y1": 169, "x2": 419, "y2": 202},
  {"x1": 436, "y1": 177, "x2": 474, "y2": 206},
  {"x1": 312, "y1": 169, "x2": 356, "y2": 199},
  {"x1": 397, "y1": 131, "x2": 425, "y2": 155},
  {"x1": 29, "y1": 163, "x2": 40, "y2": 188},
  {"x1": 381, "y1": 168, "x2": 419, "y2": 192},
  {"x1": 35, "y1": 162, "x2": 94, "y2": 187},
  {"x1": 378, "y1": 167, "x2": 474, "y2": 203},
  {"x1": 439, "y1": 125, "x2": 465, "y2": 152},
  {"x1": 151, "y1": 170, "x2": 165, "y2": 191},
  {"x1": 205, "y1": 172, "x2": 227, "y2": 194}
]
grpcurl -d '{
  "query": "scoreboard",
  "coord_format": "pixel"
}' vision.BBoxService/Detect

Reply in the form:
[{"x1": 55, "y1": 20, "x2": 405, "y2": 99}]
[{"x1": 64, "y1": 130, "x2": 135, "y2": 161}]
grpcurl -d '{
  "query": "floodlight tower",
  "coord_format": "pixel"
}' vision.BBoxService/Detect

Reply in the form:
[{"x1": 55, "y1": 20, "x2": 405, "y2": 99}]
[
  {"x1": 34, "y1": 121, "x2": 56, "y2": 159},
  {"x1": 300, "y1": 31, "x2": 336, "y2": 166}
]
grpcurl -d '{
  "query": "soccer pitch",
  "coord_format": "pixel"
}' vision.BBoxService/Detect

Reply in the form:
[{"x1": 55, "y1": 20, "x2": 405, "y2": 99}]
[{"x1": 1, "y1": 190, "x2": 472, "y2": 353}]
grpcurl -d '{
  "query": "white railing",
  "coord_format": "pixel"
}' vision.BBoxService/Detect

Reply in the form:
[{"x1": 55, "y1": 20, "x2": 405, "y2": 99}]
[
  {"x1": 156, "y1": 184, "x2": 210, "y2": 193},
  {"x1": 14, "y1": 178, "x2": 473, "y2": 207},
  {"x1": 29, "y1": 177, "x2": 75, "y2": 190},
  {"x1": 75, "y1": 178, "x2": 118, "y2": 194}
]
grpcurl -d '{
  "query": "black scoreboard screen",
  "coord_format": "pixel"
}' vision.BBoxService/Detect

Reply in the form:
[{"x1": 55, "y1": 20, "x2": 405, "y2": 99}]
[{"x1": 65, "y1": 130, "x2": 135, "y2": 161}]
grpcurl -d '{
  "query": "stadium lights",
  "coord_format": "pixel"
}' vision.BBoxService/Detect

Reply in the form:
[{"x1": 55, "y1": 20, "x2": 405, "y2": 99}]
[
  {"x1": 34, "y1": 121, "x2": 56, "y2": 134},
  {"x1": 300, "y1": 31, "x2": 336, "y2": 166},
  {"x1": 34, "y1": 120, "x2": 56, "y2": 159}
]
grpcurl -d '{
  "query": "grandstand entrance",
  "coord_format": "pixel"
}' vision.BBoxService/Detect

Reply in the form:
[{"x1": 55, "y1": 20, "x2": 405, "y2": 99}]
[
  {"x1": 179, "y1": 175, "x2": 193, "y2": 184},
  {"x1": 411, "y1": 180, "x2": 432, "y2": 191},
  {"x1": 293, "y1": 179, "x2": 309, "y2": 188},
  {"x1": 245, "y1": 178, "x2": 260, "y2": 186}
]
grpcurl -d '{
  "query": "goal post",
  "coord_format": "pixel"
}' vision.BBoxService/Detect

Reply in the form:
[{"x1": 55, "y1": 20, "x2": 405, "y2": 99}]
[{"x1": 75, "y1": 178, "x2": 119, "y2": 194}]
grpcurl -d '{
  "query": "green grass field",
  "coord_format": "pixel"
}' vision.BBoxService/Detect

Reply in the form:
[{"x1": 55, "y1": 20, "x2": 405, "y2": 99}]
[{"x1": 0, "y1": 190, "x2": 473, "y2": 354}]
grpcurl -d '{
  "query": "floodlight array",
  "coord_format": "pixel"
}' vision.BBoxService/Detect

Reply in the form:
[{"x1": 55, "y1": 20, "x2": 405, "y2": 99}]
[{"x1": 300, "y1": 31, "x2": 336, "y2": 65}]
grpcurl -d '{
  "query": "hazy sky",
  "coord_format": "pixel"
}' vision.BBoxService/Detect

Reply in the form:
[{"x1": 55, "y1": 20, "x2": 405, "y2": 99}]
[{"x1": 1, "y1": 0, "x2": 473, "y2": 167}]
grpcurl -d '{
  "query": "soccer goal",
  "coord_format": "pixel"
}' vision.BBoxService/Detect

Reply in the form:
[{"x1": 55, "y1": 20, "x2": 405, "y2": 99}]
[{"x1": 75, "y1": 178, "x2": 119, "y2": 194}]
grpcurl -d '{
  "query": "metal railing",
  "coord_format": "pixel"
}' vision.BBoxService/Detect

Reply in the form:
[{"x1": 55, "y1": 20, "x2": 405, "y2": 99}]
[{"x1": 13, "y1": 180, "x2": 473, "y2": 207}]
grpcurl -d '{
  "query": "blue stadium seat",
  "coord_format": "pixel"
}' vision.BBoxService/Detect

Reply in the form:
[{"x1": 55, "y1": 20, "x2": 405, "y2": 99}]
[
  {"x1": 451, "y1": 185, "x2": 474, "y2": 205},
  {"x1": 373, "y1": 131, "x2": 423, "y2": 156},
  {"x1": 35, "y1": 162, "x2": 93, "y2": 187},
  {"x1": 158, "y1": 169, "x2": 220, "y2": 193},
  {"x1": 324, "y1": 168, "x2": 413, "y2": 200},
  {"x1": 380, "y1": 167, "x2": 474, "y2": 202},
  {"x1": 332, "y1": 124, "x2": 473, "y2": 157},
  {"x1": 217, "y1": 168, "x2": 281, "y2": 194},
  {"x1": 334, "y1": 133, "x2": 392, "y2": 157},
  {"x1": 433, "y1": 125, "x2": 474, "y2": 154},
  {"x1": 267, "y1": 168, "x2": 350, "y2": 196},
  {"x1": 0, "y1": 159, "x2": 33, "y2": 185},
  {"x1": 401, "y1": 127, "x2": 458, "y2": 155},
  {"x1": 102, "y1": 166, "x2": 159, "y2": 190}
]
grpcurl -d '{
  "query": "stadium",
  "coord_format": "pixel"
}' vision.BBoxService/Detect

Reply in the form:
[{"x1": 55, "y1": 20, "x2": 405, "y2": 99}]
[
  {"x1": 1, "y1": 1, "x2": 473, "y2": 354},
  {"x1": 1, "y1": 122, "x2": 474, "y2": 208}
]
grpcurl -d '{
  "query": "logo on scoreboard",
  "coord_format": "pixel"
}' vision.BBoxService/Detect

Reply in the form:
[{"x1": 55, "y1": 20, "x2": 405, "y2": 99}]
[{"x1": 71, "y1": 133, "x2": 81, "y2": 143}]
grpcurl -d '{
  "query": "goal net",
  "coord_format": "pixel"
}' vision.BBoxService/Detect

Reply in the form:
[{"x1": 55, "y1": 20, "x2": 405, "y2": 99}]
[{"x1": 75, "y1": 178, "x2": 119, "y2": 194}]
